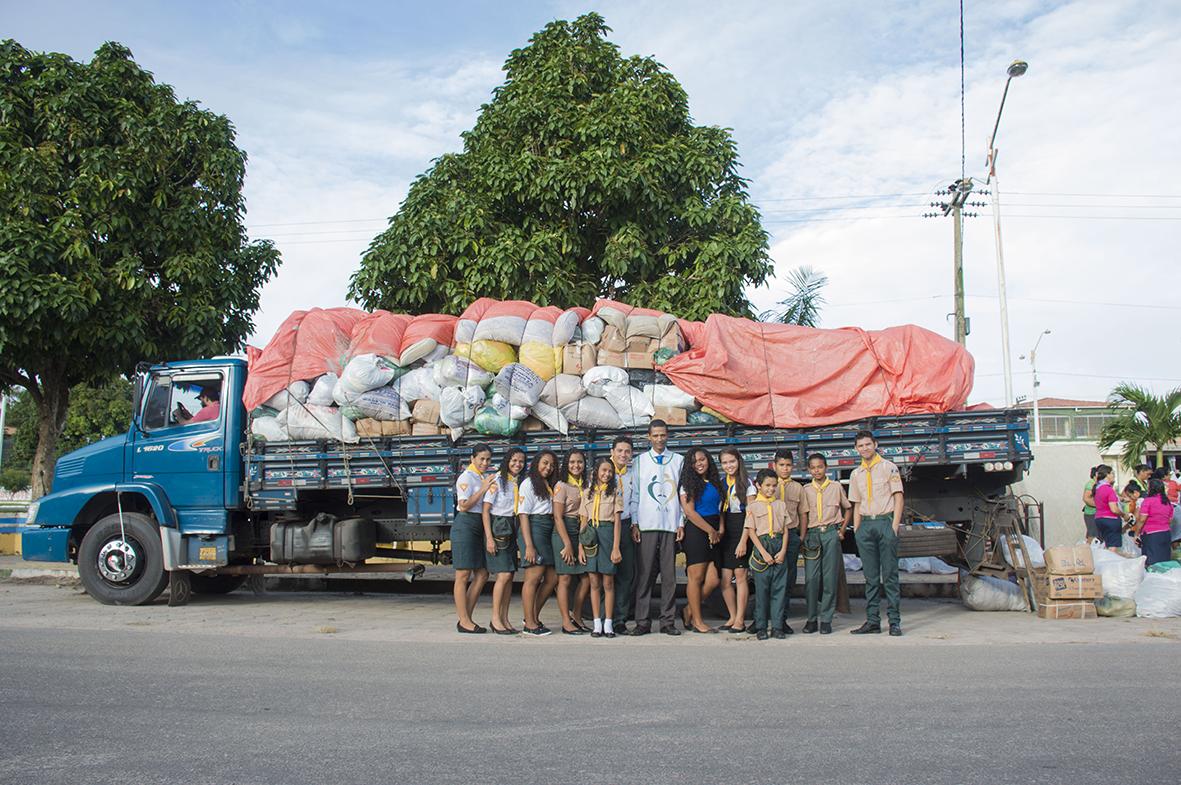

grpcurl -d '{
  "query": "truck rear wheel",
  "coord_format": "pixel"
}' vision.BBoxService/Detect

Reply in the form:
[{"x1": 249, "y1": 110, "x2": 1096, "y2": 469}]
[
  {"x1": 77, "y1": 512, "x2": 168, "y2": 606},
  {"x1": 189, "y1": 574, "x2": 247, "y2": 595}
]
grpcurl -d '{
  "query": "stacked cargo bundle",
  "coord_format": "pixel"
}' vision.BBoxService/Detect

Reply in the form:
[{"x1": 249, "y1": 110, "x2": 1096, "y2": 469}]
[
  {"x1": 1033, "y1": 545, "x2": 1102, "y2": 619},
  {"x1": 240, "y1": 296, "x2": 976, "y2": 444}
]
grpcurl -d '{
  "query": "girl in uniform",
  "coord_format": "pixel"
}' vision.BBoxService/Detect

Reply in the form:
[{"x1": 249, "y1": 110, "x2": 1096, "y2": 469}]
[
  {"x1": 717, "y1": 447, "x2": 756, "y2": 634},
  {"x1": 481, "y1": 447, "x2": 526, "y2": 634},
  {"x1": 518, "y1": 450, "x2": 559, "y2": 636},
  {"x1": 552, "y1": 450, "x2": 589, "y2": 635},
  {"x1": 453, "y1": 443, "x2": 495, "y2": 634},
  {"x1": 580, "y1": 457, "x2": 624, "y2": 638},
  {"x1": 677, "y1": 448, "x2": 724, "y2": 633}
]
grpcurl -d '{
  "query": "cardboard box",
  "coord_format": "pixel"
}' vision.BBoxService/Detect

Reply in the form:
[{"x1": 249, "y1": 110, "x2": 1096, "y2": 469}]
[
  {"x1": 1044, "y1": 544, "x2": 1094, "y2": 575},
  {"x1": 596, "y1": 349, "x2": 626, "y2": 368},
  {"x1": 381, "y1": 419, "x2": 412, "y2": 437},
  {"x1": 599, "y1": 325, "x2": 627, "y2": 353},
  {"x1": 355, "y1": 418, "x2": 383, "y2": 438},
  {"x1": 411, "y1": 422, "x2": 441, "y2": 436},
  {"x1": 412, "y1": 399, "x2": 441, "y2": 425},
  {"x1": 562, "y1": 343, "x2": 596, "y2": 375},
  {"x1": 626, "y1": 335, "x2": 658, "y2": 354},
  {"x1": 1036, "y1": 599, "x2": 1097, "y2": 620},
  {"x1": 1031, "y1": 570, "x2": 1103, "y2": 600},
  {"x1": 652, "y1": 406, "x2": 687, "y2": 425},
  {"x1": 521, "y1": 416, "x2": 546, "y2": 432},
  {"x1": 624, "y1": 351, "x2": 654, "y2": 369}
]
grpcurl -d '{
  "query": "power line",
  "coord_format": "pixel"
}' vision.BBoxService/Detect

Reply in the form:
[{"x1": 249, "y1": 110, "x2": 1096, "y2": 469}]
[{"x1": 1006, "y1": 191, "x2": 1181, "y2": 199}]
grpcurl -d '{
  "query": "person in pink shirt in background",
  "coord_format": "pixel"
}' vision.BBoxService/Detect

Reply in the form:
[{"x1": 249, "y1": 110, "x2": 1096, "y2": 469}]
[
  {"x1": 1091, "y1": 465, "x2": 1123, "y2": 551},
  {"x1": 1135, "y1": 479, "x2": 1174, "y2": 566}
]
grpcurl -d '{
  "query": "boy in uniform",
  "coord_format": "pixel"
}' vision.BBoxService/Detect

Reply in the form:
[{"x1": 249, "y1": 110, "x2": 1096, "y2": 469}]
[
  {"x1": 773, "y1": 449, "x2": 807, "y2": 633},
  {"x1": 801, "y1": 453, "x2": 851, "y2": 634},
  {"x1": 739, "y1": 469, "x2": 791, "y2": 640},
  {"x1": 610, "y1": 437, "x2": 637, "y2": 633},
  {"x1": 848, "y1": 430, "x2": 905, "y2": 636}
]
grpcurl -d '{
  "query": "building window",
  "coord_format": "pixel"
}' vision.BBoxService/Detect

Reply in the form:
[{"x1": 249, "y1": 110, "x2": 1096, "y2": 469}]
[
  {"x1": 1039, "y1": 414, "x2": 1071, "y2": 440},
  {"x1": 1073, "y1": 413, "x2": 1115, "y2": 440}
]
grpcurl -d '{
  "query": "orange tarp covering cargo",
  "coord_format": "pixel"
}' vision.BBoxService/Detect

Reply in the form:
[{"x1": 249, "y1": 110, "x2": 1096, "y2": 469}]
[
  {"x1": 243, "y1": 307, "x2": 366, "y2": 411},
  {"x1": 660, "y1": 314, "x2": 973, "y2": 428}
]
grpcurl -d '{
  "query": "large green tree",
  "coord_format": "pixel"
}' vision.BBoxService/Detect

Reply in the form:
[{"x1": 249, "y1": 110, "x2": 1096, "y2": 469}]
[
  {"x1": 0, "y1": 41, "x2": 280, "y2": 497},
  {"x1": 1097, "y1": 383, "x2": 1181, "y2": 468},
  {"x1": 349, "y1": 13, "x2": 771, "y2": 319}
]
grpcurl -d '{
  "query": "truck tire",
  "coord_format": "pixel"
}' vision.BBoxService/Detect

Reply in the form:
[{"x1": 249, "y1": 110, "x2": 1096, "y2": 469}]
[
  {"x1": 77, "y1": 512, "x2": 169, "y2": 606},
  {"x1": 189, "y1": 574, "x2": 247, "y2": 595}
]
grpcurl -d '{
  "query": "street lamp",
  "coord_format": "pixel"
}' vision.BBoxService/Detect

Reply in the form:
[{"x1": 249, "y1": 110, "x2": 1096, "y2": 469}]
[
  {"x1": 986, "y1": 59, "x2": 1028, "y2": 407},
  {"x1": 1020, "y1": 328, "x2": 1050, "y2": 445}
]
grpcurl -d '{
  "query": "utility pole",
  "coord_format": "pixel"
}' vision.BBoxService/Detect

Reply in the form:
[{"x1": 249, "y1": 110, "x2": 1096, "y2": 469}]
[
  {"x1": 1021, "y1": 329, "x2": 1050, "y2": 445},
  {"x1": 925, "y1": 179, "x2": 984, "y2": 346}
]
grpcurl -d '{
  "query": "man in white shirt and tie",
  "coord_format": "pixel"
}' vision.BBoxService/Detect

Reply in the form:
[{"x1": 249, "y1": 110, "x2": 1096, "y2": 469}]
[{"x1": 627, "y1": 419, "x2": 685, "y2": 636}]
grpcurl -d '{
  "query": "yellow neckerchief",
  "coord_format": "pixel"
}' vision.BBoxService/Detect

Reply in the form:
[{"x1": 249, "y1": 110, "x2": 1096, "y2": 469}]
[
  {"x1": 467, "y1": 462, "x2": 480, "y2": 477},
  {"x1": 722, "y1": 474, "x2": 737, "y2": 512},
  {"x1": 510, "y1": 475, "x2": 521, "y2": 515},
  {"x1": 755, "y1": 493, "x2": 777, "y2": 535},
  {"x1": 860, "y1": 453, "x2": 882, "y2": 505},
  {"x1": 612, "y1": 461, "x2": 628, "y2": 478},
  {"x1": 567, "y1": 474, "x2": 584, "y2": 490},
  {"x1": 591, "y1": 482, "x2": 609, "y2": 524},
  {"x1": 811, "y1": 477, "x2": 831, "y2": 524}
]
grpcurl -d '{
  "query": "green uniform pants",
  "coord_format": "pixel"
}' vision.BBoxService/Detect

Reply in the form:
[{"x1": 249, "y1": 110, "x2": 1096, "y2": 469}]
[
  {"x1": 783, "y1": 528, "x2": 801, "y2": 614},
  {"x1": 751, "y1": 534, "x2": 787, "y2": 632},
  {"x1": 855, "y1": 517, "x2": 901, "y2": 626},
  {"x1": 613, "y1": 519, "x2": 636, "y2": 621},
  {"x1": 804, "y1": 526, "x2": 841, "y2": 624}
]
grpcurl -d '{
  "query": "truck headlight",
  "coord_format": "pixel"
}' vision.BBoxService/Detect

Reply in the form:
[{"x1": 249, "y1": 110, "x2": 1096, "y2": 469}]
[{"x1": 25, "y1": 501, "x2": 39, "y2": 525}]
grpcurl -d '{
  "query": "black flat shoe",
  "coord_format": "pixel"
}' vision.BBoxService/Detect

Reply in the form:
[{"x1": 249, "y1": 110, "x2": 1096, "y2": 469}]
[
  {"x1": 756, "y1": 630, "x2": 769, "y2": 641},
  {"x1": 889, "y1": 624, "x2": 902, "y2": 637},
  {"x1": 722, "y1": 624, "x2": 746, "y2": 634},
  {"x1": 744, "y1": 622, "x2": 758, "y2": 634},
  {"x1": 850, "y1": 622, "x2": 881, "y2": 635},
  {"x1": 457, "y1": 621, "x2": 486, "y2": 634},
  {"x1": 562, "y1": 627, "x2": 585, "y2": 635},
  {"x1": 490, "y1": 623, "x2": 517, "y2": 635},
  {"x1": 663, "y1": 627, "x2": 682, "y2": 636},
  {"x1": 802, "y1": 620, "x2": 818, "y2": 634},
  {"x1": 772, "y1": 629, "x2": 787, "y2": 640},
  {"x1": 819, "y1": 622, "x2": 832, "y2": 635},
  {"x1": 591, "y1": 630, "x2": 604, "y2": 638},
  {"x1": 783, "y1": 623, "x2": 795, "y2": 635},
  {"x1": 605, "y1": 631, "x2": 616, "y2": 639},
  {"x1": 690, "y1": 626, "x2": 716, "y2": 634},
  {"x1": 632, "y1": 626, "x2": 651, "y2": 636}
]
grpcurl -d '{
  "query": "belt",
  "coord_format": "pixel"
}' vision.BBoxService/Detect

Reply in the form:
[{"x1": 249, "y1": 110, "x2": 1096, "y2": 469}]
[
  {"x1": 812, "y1": 523, "x2": 840, "y2": 532},
  {"x1": 861, "y1": 515, "x2": 892, "y2": 521}
]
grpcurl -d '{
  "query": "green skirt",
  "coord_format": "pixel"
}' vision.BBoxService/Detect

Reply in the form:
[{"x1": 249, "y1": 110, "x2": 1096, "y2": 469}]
[
  {"x1": 518, "y1": 513, "x2": 555, "y2": 567},
  {"x1": 450, "y1": 511, "x2": 487, "y2": 571},
  {"x1": 486, "y1": 514, "x2": 519, "y2": 575},
  {"x1": 554, "y1": 516, "x2": 586, "y2": 575},
  {"x1": 583, "y1": 522, "x2": 618, "y2": 575}
]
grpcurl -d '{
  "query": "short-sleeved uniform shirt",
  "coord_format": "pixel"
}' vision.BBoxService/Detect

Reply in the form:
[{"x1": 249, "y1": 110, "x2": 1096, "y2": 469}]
[
  {"x1": 849, "y1": 455, "x2": 903, "y2": 517},
  {"x1": 776, "y1": 478, "x2": 807, "y2": 530},
  {"x1": 802, "y1": 478, "x2": 850, "y2": 527},
  {"x1": 1093, "y1": 482, "x2": 1120, "y2": 520},
  {"x1": 580, "y1": 485, "x2": 625, "y2": 523},
  {"x1": 1140, "y1": 496, "x2": 1174, "y2": 535},
  {"x1": 613, "y1": 461, "x2": 635, "y2": 521},
  {"x1": 744, "y1": 497, "x2": 790, "y2": 537},
  {"x1": 483, "y1": 474, "x2": 520, "y2": 517},
  {"x1": 721, "y1": 476, "x2": 756, "y2": 514},
  {"x1": 553, "y1": 480, "x2": 584, "y2": 518},
  {"x1": 455, "y1": 466, "x2": 490, "y2": 510},
  {"x1": 517, "y1": 479, "x2": 553, "y2": 516}
]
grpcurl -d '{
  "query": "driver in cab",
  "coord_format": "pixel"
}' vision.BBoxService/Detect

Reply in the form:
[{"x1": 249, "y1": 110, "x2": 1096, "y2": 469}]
[{"x1": 175, "y1": 386, "x2": 220, "y2": 425}]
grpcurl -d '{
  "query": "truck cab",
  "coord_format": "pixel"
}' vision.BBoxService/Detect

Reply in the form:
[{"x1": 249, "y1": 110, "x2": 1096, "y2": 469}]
[{"x1": 21, "y1": 359, "x2": 248, "y2": 605}]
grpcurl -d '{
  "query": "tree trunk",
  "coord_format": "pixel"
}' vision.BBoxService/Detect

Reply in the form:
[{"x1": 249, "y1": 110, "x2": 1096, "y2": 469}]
[{"x1": 30, "y1": 381, "x2": 70, "y2": 499}]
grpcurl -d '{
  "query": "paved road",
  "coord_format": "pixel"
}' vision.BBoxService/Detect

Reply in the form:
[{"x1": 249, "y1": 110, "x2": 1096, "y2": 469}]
[{"x1": 1, "y1": 584, "x2": 1179, "y2": 785}]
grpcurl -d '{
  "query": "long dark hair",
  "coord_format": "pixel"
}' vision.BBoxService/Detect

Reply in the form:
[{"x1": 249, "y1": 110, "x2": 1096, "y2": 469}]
[
  {"x1": 718, "y1": 446, "x2": 749, "y2": 512},
  {"x1": 678, "y1": 448, "x2": 722, "y2": 504},
  {"x1": 561, "y1": 449, "x2": 587, "y2": 486},
  {"x1": 498, "y1": 447, "x2": 526, "y2": 491},
  {"x1": 1095, "y1": 464, "x2": 1112, "y2": 483},
  {"x1": 527, "y1": 450, "x2": 558, "y2": 498},
  {"x1": 584, "y1": 457, "x2": 618, "y2": 501},
  {"x1": 1148, "y1": 478, "x2": 1169, "y2": 507}
]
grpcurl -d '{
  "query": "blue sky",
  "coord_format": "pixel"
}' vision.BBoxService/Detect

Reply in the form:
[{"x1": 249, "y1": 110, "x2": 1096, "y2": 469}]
[{"x1": 6, "y1": 1, "x2": 1180, "y2": 405}]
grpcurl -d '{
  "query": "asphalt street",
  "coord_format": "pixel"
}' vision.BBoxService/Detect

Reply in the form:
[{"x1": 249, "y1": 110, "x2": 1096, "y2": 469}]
[{"x1": 1, "y1": 585, "x2": 1179, "y2": 785}]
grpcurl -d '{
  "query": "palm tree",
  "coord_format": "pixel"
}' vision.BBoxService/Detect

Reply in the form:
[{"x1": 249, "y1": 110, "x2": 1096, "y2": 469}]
[
  {"x1": 759, "y1": 265, "x2": 828, "y2": 328},
  {"x1": 1097, "y1": 383, "x2": 1181, "y2": 467}
]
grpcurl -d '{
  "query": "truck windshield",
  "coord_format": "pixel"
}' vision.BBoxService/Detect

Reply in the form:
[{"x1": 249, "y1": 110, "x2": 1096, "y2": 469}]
[{"x1": 142, "y1": 372, "x2": 224, "y2": 430}]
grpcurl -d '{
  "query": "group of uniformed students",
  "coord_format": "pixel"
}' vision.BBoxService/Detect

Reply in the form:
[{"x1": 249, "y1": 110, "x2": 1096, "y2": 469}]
[{"x1": 449, "y1": 420, "x2": 906, "y2": 638}]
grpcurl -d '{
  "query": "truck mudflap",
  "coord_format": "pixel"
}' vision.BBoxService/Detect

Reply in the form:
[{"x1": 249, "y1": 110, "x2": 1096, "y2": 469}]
[{"x1": 20, "y1": 526, "x2": 71, "y2": 562}]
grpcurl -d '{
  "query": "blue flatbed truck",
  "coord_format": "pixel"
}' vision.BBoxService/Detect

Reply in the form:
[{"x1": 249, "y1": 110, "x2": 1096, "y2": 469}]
[{"x1": 21, "y1": 357, "x2": 1035, "y2": 605}]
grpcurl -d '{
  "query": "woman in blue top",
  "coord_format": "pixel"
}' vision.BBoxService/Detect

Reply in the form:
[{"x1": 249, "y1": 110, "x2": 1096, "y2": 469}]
[{"x1": 677, "y1": 448, "x2": 724, "y2": 633}]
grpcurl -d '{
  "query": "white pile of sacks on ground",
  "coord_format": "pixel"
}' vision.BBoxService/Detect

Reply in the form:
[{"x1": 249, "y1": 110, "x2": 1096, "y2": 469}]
[{"x1": 249, "y1": 302, "x2": 728, "y2": 443}]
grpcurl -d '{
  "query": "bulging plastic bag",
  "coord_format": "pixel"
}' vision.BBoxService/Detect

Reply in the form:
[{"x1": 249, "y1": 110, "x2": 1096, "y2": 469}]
[
  {"x1": 488, "y1": 393, "x2": 530, "y2": 421},
  {"x1": 960, "y1": 571, "x2": 1028, "y2": 611},
  {"x1": 583, "y1": 366, "x2": 629, "y2": 397},
  {"x1": 340, "y1": 387, "x2": 410, "y2": 422},
  {"x1": 1095, "y1": 594, "x2": 1137, "y2": 618},
  {"x1": 1000, "y1": 534, "x2": 1046, "y2": 570},
  {"x1": 605, "y1": 384, "x2": 655, "y2": 428},
  {"x1": 285, "y1": 404, "x2": 359, "y2": 444},
  {"x1": 335, "y1": 354, "x2": 398, "y2": 402},
  {"x1": 263, "y1": 380, "x2": 310, "y2": 410},
  {"x1": 473, "y1": 405, "x2": 521, "y2": 437},
  {"x1": 530, "y1": 400, "x2": 569, "y2": 435},
  {"x1": 561, "y1": 397, "x2": 623, "y2": 430},
  {"x1": 1133, "y1": 570, "x2": 1181, "y2": 618},
  {"x1": 459, "y1": 340, "x2": 517, "y2": 373},
  {"x1": 395, "y1": 367, "x2": 442, "y2": 403},
  {"x1": 519, "y1": 341, "x2": 558, "y2": 381},
  {"x1": 439, "y1": 385, "x2": 486, "y2": 429},
  {"x1": 540, "y1": 374, "x2": 586, "y2": 408},
  {"x1": 306, "y1": 374, "x2": 338, "y2": 407},
  {"x1": 433, "y1": 355, "x2": 493, "y2": 388},
  {"x1": 250, "y1": 416, "x2": 288, "y2": 442},
  {"x1": 493, "y1": 363, "x2": 545, "y2": 407},
  {"x1": 687, "y1": 410, "x2": 721, "y2": 425},
  {"x1": 641, "y1": 384, "x2": 697, "y2": 411},
  {"x1": 1092, "y1": 544, "x2": 1146, "y2": 599},
  {"x1": 897, "y1": 557, "x2": 958, "y2": 574},
  {"x1": 580, "y1": 316, "x2": 605, "y2": 345}
]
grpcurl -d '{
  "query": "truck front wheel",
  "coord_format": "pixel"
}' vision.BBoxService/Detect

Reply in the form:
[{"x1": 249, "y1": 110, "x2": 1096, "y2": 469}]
[{"x1": 77, "y1": 513, "x2": 169, "y2": 606}]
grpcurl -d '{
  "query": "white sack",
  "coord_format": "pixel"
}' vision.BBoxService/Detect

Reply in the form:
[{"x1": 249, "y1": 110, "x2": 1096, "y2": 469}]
[
  {"x1": 843, "y1": 555, "x2": 862, "y2": 571},
  {"x1": 583, "y1": 366, "x2": 629, "y2": 397},
  {"x1": 553, "y1": 309, "x2": 583, "y2": 346},
  {"x1": 531, "y1": 400, "x2": 570, "y2": 435},
  {"x1": 489, "y1": 393, "x2": 530, "y2": 421},
  {"x1": 562, "y1": 398, "x2": 623, "y2": 430},
  {"x1": 1092, "y1": 546, "x2": 1147, "y2": 599},
  {"x1": 305, "y1": 374, "x2": 337, "y2": 407},
  {"x1": 1000, "y1": 534, "x2": 1046, "y2": 570},
  {"x1": 1134, "y1": 571, "x2": 1181, "y2": 618},
  {"x1": 335, "y1": 354, "x2": 397, "y2": 403},
  {"x1": 285, "y1": 404, "x2": 358, "y2": 444},
  {"x1": 960, "y1": 571, "x2": 1029, "y2": 611},
  {"x1": 473, "y1": 315, "x2": 528, "y2": 345},
  {"x1": 898, "y1": 557, "x2": 959, "y2": 574},
  {"x1": 439, "y1": 385, "x2": 486, "y2": 429},
  {"x1": 605, "y1": 384, "x2": 655, "y2": 428},
  {"x1": 263, "y1": 380, "x2": 310, "y2": 410},
  {"x1": 395, "y1": 367, "x2": 442, "y2": 403},
  {"x1": 641, "y1": 383, "x2": 698, "y2": 411},
  {"x1": 250, "y1": 416, "x2": 288, "y2": 442},
  {"x1": 580, "y1": 316, "x2": 605, "y2": 345},
  {"x1": 433, "y1": 355, "x2": 493, "y2": 388},
  {"x1": 493, "y1": 363, "x2": 544, "y2": 407},
  {"x1": 540, "y1": 375, "x2": 586, "y2": 408},
  {"x1": 346, "y1": 387, "x2": 410, "y2": 422}
]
